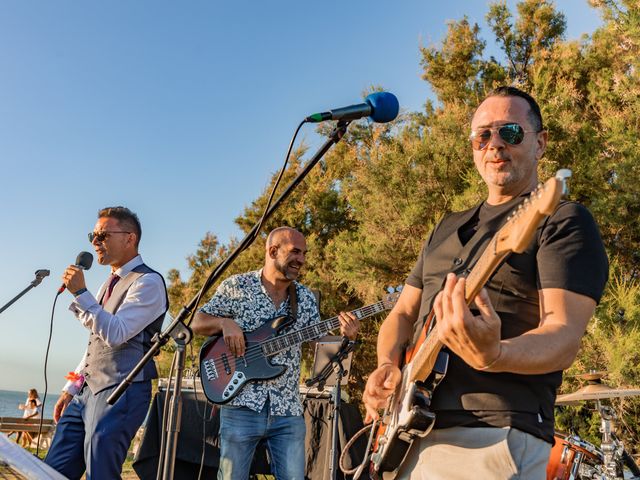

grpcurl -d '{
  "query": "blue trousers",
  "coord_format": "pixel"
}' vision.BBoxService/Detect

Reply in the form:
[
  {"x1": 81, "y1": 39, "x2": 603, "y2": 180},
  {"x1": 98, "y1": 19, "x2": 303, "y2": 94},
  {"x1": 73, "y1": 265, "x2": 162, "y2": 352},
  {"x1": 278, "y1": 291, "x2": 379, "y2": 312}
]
[
  {"x1": 44, "y1": 381, "x2": 151, "y2": 480},
  {"x1": 218, "y1": 404, "x2": 306, "y2": 480}
]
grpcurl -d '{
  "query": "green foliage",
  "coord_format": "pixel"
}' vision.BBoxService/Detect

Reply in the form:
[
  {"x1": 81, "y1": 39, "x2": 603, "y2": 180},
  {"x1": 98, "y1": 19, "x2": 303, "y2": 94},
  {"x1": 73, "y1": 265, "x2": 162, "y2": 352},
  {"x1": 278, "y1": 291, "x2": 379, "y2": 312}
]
[
  {"x1": 487, "y1": 0, "x2": 566, "y2": 86},
  {"x1": 166, "y1": 0, "x2": 640, "y2": 446}
]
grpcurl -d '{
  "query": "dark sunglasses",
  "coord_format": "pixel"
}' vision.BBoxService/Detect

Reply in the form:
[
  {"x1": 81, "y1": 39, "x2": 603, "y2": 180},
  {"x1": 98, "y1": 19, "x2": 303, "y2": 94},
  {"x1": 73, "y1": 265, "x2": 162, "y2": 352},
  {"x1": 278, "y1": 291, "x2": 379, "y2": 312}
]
[
  {"x1": 88, "y1": 231, "x2": 131, "y2": 243},
  {"x1": 469, "y1": 123, "x2": 539, "y2": 150}
]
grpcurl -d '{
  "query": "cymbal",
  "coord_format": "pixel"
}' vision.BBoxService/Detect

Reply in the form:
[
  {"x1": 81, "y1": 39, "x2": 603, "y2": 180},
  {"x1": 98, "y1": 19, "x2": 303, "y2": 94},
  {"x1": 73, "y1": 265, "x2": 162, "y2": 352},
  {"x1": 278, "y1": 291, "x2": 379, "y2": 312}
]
[
  {"x1": 576, "y1": 371, "x2": 607, "y2": 381},
  {"x1": 556, "y1": 382, "x2": 640, "y2": 404}
]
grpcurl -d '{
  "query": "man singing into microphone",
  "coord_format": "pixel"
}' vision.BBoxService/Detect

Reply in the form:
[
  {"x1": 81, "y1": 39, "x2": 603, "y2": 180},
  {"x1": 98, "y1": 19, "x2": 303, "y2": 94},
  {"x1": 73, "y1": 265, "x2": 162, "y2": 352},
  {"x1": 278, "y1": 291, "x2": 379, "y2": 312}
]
[{"x1": 45, "y1": 206, "x2": 168, "y2": 480}]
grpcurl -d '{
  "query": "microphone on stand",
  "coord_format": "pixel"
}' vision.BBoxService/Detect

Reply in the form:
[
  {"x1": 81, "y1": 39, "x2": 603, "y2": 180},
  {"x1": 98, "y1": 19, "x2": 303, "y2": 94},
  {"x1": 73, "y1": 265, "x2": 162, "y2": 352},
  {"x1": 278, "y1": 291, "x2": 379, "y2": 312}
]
[
  {"x1": 57, "y1": 251, "x2": 94, "y2": 294},
  {"x1": 31, "y1": 269, "x2": 50, "y2": 287},
  {"x1": 305, "y1": 91, "x2": 399, "y2": 124},
  {"x1": 0, "y1": 269, "x2": 52, "y2": 315}
]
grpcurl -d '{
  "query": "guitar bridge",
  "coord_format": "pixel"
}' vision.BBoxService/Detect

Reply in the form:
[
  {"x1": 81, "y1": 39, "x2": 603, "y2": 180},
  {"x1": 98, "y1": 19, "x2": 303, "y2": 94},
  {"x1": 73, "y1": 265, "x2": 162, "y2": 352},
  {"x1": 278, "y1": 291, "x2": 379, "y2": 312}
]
[{"x1": 202, "y1": 358, "x2": 218, "y2": 381}]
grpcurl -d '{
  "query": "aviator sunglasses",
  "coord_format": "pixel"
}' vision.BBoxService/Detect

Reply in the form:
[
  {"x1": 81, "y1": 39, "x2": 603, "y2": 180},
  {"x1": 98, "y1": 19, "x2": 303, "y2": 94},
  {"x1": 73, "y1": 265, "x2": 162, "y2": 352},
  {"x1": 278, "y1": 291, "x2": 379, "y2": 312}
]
[
  {"x1": 469, "y1": 123, "x2": 539, "y2": 150},
  {"x1": 88, "y1": 231, "x2": 131, "y2": 243}
]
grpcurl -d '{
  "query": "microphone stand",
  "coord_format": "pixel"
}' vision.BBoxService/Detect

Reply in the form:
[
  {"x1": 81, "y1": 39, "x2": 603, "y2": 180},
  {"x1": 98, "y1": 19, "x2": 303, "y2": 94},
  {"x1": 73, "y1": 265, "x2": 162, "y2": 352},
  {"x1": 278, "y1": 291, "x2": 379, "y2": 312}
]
[
  {"x1": 107, "y1": 120, "x2": 352, "y2": 480},
  {"x1": 0, "y1": 269, "x2": 50, "y2": 315},
  {"x1": 306, "y1": 337, "x2": 357, "y2": 480}
]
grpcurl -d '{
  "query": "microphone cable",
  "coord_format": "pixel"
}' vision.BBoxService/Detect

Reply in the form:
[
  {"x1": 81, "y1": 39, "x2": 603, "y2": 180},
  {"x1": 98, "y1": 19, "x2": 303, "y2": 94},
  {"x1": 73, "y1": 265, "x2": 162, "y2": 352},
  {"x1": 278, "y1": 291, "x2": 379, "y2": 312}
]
[
  {"x1": 251, "y1": 119, "x2": 306, "y2": 243},
  {"x1": 175, "y1": 117, "x2": 317, "y2": 476},
  {"x1": 155, "y1": 352, "x2": 176, "y2": 480},
  {"x1": 36, "y1": 291, "x2": 62, "y2": 458},
  {"x1": 190, "y1": 119, "x2": 307, "y2": 323},
  {"x1": 195, "y1": 375, "x2": 215, "y2": 480}
]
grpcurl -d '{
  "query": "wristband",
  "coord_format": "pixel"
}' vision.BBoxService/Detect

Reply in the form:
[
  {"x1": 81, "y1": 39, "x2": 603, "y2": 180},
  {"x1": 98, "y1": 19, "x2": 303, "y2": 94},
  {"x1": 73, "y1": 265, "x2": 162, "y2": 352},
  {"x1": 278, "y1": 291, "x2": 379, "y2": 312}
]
[{"x1": 73, "y1": 288, "x2": 87, "y2": 297}]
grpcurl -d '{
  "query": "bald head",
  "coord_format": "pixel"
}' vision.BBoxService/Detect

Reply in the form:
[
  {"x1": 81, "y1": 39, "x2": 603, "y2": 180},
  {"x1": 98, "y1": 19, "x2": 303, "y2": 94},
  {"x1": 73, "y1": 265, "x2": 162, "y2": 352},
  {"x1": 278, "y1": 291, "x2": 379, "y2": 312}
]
[
  {"x1": 266, "y1": 227, "x2": 304, "y2": 250},
  {"x1": 264, "y1": 227, "x2": 307, "y2": 282}
]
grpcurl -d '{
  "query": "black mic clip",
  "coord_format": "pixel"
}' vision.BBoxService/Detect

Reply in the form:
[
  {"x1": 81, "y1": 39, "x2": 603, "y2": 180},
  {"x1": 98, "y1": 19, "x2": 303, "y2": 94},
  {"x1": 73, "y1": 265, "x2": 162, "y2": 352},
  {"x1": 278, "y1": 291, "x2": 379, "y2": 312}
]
[{"x1": 31, "y1": 269, "x2": 50, "y2": 287}]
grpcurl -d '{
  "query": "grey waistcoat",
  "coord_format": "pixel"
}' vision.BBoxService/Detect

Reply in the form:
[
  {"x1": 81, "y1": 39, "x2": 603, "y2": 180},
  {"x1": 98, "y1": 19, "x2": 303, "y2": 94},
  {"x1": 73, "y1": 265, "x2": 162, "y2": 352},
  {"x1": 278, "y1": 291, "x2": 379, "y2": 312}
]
[{"x1": 83, "y1": 264, "x2": 168, "y2": 394}]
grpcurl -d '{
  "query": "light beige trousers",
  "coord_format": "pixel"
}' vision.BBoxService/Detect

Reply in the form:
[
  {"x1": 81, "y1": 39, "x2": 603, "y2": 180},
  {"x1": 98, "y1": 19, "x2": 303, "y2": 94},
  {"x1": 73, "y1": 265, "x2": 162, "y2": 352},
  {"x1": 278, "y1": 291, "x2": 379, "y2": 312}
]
[{"x1": 393, "y1": 426, "x2": 551, "y2": 480}]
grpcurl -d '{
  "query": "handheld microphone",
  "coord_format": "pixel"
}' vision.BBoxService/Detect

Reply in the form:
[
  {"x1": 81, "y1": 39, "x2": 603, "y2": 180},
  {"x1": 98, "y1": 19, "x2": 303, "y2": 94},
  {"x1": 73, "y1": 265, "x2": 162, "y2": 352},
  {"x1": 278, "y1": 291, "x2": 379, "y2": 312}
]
[
  {"x1": 57, "y1": 251, "x2": 94, "y2": 294},
  {"x1": 305, "y1": 92, "x2": 399, "y2": 124}
]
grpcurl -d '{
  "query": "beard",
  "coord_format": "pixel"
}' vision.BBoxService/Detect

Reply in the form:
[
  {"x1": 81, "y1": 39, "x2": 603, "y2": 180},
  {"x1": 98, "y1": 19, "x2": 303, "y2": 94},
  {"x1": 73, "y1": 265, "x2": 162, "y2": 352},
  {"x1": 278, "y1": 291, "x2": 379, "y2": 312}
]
[
  {"x1": 275, "y1": 257, "x2": 301, "y2": 281},
  {"x1": 486, "y1": 169, "x2": 518, "y2": 187}
]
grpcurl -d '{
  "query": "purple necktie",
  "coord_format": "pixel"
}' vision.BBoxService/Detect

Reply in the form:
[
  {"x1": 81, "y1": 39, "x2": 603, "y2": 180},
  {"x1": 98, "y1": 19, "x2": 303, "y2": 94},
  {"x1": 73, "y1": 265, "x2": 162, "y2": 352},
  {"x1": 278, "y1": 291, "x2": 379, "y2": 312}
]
[{"x1": 101, "y1": 274, "x2": 120, "y2": 305}]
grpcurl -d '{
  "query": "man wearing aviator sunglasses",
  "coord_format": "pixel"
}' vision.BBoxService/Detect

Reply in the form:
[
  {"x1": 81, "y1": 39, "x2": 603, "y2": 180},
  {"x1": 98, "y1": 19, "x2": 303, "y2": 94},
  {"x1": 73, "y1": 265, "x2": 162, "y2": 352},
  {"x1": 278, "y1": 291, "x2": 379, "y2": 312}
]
[
  {"x1": 363, "y1": 86, "x2": 608, "y2": 479},
  {"x1": 45, "y1": 206, "x2": 168, "y2": 480},
  {"x1": 87, "y1": 230, "x2": 131, "y2": 243},
  {"x1": 469, "y1": 122, "x2": 539, "y2": 151}
]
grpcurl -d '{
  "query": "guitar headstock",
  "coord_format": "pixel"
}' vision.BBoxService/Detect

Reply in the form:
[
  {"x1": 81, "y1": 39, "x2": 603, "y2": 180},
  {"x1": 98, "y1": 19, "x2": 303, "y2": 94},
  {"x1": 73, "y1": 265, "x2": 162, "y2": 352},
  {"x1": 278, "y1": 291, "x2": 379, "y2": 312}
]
[
  {"x1": 383, "y1": 285, "x2": 402, "y2": 309},
  {"x1": 495, "y1": 169, "x2": 571, "y2": 254}
]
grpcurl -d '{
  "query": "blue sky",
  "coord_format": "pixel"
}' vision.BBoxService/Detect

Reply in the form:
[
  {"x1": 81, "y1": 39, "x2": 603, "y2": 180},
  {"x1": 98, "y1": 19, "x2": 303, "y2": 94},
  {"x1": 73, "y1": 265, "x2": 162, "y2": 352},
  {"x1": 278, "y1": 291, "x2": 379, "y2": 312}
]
[{"x1": 0, "y1": 1, "x2": 602, "y2": 394}]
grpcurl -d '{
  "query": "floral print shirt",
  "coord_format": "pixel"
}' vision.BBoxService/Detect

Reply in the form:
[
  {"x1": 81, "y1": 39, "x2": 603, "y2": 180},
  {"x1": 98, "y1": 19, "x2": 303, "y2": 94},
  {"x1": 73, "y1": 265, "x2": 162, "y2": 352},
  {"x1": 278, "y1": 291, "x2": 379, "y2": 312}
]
[{"x1": 200, "y1": 269, "x2": 320, "y2": 416}]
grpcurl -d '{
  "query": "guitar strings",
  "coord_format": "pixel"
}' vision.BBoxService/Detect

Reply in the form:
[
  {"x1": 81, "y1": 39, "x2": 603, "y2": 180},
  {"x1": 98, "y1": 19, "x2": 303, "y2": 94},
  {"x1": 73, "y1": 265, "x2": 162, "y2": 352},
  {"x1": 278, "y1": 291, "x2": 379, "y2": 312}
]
[
  {"x1": 203, "y1": 315, "x2": 340, "y2": 369},
  {"x1": 203, "y1": 301, "x2": 389, "y2": 370}
]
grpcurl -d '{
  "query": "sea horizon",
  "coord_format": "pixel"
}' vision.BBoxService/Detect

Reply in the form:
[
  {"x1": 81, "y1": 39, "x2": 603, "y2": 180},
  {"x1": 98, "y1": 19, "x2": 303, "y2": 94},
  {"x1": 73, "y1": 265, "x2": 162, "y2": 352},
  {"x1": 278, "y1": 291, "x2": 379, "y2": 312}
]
[{"x1": 0, "y1": 388, "x2": 57, "y2": 419}]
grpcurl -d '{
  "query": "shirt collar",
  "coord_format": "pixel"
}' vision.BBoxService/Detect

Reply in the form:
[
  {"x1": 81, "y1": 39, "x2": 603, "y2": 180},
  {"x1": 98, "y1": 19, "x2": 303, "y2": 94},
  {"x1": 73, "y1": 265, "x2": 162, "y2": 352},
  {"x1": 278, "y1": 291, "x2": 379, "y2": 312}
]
[{"x1": 112, "y1": 254, "x2": 143, "y2": 278}]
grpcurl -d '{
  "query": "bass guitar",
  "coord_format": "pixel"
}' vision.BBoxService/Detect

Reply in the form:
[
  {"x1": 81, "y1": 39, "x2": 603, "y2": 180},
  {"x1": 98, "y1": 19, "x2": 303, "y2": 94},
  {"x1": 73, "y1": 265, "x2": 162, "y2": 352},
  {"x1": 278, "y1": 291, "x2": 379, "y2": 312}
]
[
  {"x1": 369, "y1": 170, "x2": 571, "y2": 477},
  {"x1": 199, "y1": 290, "x2": 400, "y2": 404}
]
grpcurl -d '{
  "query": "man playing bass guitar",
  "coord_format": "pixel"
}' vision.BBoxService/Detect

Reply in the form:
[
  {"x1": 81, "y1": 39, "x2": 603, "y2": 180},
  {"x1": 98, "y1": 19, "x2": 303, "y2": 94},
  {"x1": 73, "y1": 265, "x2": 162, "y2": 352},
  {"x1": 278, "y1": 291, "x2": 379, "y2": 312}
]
[
  {"x1": 363, "y1": 87, "x2": 608, "y2": 479},
  {"x1": 192, "y1": 226, "x2": 359, "y2": 480}
]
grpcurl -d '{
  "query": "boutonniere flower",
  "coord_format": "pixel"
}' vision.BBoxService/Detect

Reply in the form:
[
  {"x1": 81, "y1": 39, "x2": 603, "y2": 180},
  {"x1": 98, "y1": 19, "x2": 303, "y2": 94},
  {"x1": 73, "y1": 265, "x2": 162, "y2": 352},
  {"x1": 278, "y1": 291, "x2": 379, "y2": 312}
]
[{"x1": 64, "y1": 371, "x2": 84, "y2": 388}]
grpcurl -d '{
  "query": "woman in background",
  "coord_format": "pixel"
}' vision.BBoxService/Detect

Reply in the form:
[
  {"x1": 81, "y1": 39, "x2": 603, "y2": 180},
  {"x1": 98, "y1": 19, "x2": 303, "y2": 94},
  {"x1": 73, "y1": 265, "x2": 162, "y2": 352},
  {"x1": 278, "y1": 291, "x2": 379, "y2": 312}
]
[{"x1": 16, "y1": 388, "x2": 41, "y2": 447}]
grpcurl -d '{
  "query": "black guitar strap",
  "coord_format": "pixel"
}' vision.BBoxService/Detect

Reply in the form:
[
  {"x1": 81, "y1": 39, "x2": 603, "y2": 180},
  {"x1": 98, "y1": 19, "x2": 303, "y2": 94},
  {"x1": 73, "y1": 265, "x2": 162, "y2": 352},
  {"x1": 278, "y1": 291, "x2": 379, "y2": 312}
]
[
  {"x1": 416, "y1": 201, "x2": 520, "y2": 342},
  {"x1": 288, "y1": 283, "x2": 298, "y2": 322}
]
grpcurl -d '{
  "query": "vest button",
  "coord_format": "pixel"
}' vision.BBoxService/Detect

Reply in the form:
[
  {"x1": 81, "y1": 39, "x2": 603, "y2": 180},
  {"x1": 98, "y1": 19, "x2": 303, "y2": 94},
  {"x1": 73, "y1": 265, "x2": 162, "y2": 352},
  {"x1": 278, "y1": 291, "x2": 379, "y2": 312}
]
[{"x1": 453, "y1": 258, "x2": 463, "y2": 266}]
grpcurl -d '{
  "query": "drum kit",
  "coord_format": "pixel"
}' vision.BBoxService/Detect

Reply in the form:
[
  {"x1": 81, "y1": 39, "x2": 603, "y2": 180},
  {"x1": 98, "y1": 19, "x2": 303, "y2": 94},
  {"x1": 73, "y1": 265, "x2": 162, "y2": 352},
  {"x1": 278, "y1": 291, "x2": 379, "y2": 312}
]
[{"x1": 547, "y1": 371, "x2": 640, "y2": 480}]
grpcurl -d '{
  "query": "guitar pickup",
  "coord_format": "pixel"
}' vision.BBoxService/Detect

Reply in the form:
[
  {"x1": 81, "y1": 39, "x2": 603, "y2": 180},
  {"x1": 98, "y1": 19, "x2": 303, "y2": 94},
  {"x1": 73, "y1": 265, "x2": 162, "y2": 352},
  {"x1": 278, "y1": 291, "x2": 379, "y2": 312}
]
[{"x1": 221, "y1": 353, "x2": 232, "y2": 375}]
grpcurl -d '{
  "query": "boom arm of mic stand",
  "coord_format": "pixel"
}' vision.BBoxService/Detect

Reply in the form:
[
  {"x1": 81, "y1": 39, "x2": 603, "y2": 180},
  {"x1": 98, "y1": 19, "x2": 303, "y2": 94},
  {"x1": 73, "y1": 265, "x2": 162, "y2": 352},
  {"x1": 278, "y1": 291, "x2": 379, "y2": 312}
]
[
  {"x1": 196, "y1": 120, "x2": 351, "y2": 298},
  {"x1": 0, "y1": 269, "x2": 50, "y2": 315},
  {"x1": 107, "y1": 120, "x2": 351, "y2": 405}
]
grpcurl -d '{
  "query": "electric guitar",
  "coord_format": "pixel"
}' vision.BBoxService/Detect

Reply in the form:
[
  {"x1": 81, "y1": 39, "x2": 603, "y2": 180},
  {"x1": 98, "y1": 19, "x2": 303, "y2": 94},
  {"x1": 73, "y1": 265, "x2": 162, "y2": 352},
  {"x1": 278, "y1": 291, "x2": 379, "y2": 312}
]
[
  {"x1": 369, "y1": 170, "x2": 572, "y2": 476},
  {"x1": 199, "y1": 290, "x2": 400, "y2": 404}
]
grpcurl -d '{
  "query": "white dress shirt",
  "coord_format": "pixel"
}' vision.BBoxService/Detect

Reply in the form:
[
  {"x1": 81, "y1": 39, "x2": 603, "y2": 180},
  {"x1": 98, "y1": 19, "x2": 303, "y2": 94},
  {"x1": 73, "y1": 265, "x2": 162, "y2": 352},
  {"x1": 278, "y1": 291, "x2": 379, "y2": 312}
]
[{"x1": 63, "y1": 255, "x2": 166, "y2": 394}]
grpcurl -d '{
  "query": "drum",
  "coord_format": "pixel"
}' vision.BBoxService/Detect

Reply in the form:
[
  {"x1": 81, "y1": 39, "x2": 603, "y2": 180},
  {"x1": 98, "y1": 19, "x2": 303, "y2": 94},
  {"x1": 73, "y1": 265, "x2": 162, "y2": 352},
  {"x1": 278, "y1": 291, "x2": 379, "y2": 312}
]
[{"x1": 547, "y1": 433, "x2": 603, "y2": 480}]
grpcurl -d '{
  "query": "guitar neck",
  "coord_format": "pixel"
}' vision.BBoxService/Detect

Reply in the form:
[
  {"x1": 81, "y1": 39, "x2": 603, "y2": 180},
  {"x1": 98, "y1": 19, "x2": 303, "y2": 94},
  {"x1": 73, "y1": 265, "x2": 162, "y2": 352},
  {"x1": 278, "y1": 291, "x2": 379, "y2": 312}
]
[
  {"x1": 464, "y1": 236, "x2": 510, "y2": 301},
  {"x1": 262, "y1": 300, "x2": 389, "y2": 356},
  {"x1": 408, "y1": 236, "x2": 510, "y2": 383}
]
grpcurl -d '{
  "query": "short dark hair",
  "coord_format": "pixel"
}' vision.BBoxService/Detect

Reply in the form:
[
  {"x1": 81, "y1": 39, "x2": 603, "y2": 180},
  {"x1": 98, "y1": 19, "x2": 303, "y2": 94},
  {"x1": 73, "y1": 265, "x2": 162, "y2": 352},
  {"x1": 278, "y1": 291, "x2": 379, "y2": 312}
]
[
  {"x1": 483, "y1": 86, "x2": 544, "y2": 132},
  {"x1": 98, "y1": 206, "x2": 142, "y2": 246}
]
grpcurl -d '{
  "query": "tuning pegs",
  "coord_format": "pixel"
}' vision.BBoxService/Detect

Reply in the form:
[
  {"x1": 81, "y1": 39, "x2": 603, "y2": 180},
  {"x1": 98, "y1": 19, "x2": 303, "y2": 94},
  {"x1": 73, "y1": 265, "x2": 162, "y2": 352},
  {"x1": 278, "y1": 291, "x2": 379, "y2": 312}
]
[
  {"x1": 555, "y1": 169, "x2": 572, "y2": 181},
  {"x1": 386, "y1": 285, "x2": 403, "y2": 294}
]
